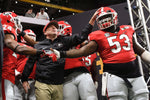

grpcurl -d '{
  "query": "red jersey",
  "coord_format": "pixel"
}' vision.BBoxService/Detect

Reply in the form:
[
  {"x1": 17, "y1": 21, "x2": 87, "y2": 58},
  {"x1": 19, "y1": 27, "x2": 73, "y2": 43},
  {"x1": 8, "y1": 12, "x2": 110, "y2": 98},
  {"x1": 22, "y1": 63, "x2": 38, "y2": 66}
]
[
  {"x1": 64, "y1": 57, "x2": 85, "y2": 70},
  {"x1": 16, "y1": 43, "x2": 36, "y2": 79},
  {"x1": 88, "y1": 25, "x2": 136, "y2": 64},
  {"x1": 2, "y1": 24, "x2": 18, "y2": 84},
  {"x1": 82, "y1": 53, "x2": 97, "y2": 72},
  {"x1": 64, "y1": 45, "x2": 86, "y2": 70}
]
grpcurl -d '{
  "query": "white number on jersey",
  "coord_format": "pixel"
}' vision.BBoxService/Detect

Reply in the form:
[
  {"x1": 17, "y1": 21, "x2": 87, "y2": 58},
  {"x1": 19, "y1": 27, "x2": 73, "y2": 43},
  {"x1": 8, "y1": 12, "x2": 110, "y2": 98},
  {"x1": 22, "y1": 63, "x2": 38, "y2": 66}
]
[
  {"x1": 107, "y1": 34, "x2": 131, "y2": 53},
  {"x1": 3, "y1": 25, "x2": 12, "y2": 32},
  {"x1": 82, "y1": 55, "x2": 92, "y2": 66},
  {"x1": 12, "y1": 52, "x2": 17, "y2": 58}
]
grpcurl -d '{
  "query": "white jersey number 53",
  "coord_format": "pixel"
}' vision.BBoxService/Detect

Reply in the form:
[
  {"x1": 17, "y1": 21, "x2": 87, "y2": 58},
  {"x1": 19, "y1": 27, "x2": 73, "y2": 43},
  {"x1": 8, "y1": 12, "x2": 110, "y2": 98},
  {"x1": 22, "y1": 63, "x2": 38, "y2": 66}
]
[{"x1": 107, "y1": 34, "x2": 131, "y2": 53}]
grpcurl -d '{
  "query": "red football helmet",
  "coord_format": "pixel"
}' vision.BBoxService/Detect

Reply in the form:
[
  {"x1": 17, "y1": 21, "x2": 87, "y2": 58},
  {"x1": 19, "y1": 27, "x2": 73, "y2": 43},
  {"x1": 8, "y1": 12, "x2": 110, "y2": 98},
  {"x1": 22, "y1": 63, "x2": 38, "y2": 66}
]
[
  {"x1": 0, "y1": 11, "x2": 22, "y2": 30},
  {"x1": 96, "y1": 7, "x2": 118, "y2": 30},
  {"x1": 21, "y1": 29, "x2": 36, "y2": 43},
  {"x1": 57, "y1": 21, "x2": 72, "y2": 36}
]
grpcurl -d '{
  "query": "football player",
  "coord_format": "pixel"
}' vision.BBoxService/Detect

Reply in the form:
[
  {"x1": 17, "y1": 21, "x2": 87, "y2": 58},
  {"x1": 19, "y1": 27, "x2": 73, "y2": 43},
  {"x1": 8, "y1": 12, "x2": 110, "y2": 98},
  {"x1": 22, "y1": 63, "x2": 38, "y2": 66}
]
[
  {"x1": 0, "y1": 11, "x2": 44, "y2": 100},
  {"x1": 52, "y1": 7, "x2": 150, "y2": 100},
  {"x1": 57, "y1": 21, "x2": 99, "y2": 100}
]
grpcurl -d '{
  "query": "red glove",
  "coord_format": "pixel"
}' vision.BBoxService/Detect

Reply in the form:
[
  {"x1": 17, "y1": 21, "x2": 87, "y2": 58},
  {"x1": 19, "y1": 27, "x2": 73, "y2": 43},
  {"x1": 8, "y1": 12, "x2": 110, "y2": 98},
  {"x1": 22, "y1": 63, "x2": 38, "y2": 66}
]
[
  {"x1": 41, "y1": 50, "x2": 57, "y2": 62},
  {"x1": 48, "y1": 53, "x2": 57, "y2": 62}
]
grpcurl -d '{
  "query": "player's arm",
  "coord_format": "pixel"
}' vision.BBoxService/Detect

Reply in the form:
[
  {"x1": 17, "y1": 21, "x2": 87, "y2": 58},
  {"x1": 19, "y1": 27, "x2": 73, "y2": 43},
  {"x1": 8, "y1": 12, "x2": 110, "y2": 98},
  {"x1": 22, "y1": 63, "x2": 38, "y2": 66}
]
[
  {"x1": 133, "y1": 35, "x2": 150, "y2": 63},
  {"x1": 4, "y1": 34, "x2": 43, "y2": 55},
  {"x1": 80, "y1": 9, "x2": 99, "y2": 39},
  {"x1": 21, "y1": 56, "x2": 36, "y2": 82},
  {"x1": 89, "y1": 8, "x2": 99, "y2": 26},
  {"x1": 21, "y1": 55, "x2": 37, "y2": 93},
  {"x1": 60, "y1": 41, "x2": 98, "y2": 58}
]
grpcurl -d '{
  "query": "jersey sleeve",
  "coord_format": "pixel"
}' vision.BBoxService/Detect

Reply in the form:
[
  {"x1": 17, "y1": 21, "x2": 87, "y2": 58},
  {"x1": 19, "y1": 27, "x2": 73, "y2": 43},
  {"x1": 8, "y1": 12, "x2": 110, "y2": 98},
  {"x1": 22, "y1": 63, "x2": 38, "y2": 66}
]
[
  {"x1": 3, "y1": 25, "x2": 16, "y2": 34},
  {"x1": 129, "y1": 25, "x2": 135, "y2": 34},
  {"x1": 88, "y1": 30, "x2": 103, "y2": 42},
  {"x1": 3, "y1": 24, "x2": 17, "y2": 40}
]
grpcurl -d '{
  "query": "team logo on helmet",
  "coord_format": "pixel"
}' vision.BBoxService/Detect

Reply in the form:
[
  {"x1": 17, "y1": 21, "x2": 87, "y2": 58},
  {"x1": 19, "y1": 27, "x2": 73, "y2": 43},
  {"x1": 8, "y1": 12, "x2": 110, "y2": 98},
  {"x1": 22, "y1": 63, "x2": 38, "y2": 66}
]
[{"x1": 58, "y1": 21, "x2": 72, "y2": 36}]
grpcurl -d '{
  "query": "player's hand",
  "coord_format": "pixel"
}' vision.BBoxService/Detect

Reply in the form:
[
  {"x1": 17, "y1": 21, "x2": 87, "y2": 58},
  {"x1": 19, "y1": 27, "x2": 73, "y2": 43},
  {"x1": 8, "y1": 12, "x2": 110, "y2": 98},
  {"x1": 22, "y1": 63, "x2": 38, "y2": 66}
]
[
  {"x1": 93, "y1": 8, "x2": 100, "y2": 19},
  {"x1": 50, "y1": 48, "x2": 60, "y2": 59},
  {"x1": 89, "y1": 8, "x2": 100, "y2": 26},
  {"x1": 22, "y1": 81, "x2": 30, "y2": 93},
  {"x1": 41, "y1": 50, "x2": 57, "y2": 62}
]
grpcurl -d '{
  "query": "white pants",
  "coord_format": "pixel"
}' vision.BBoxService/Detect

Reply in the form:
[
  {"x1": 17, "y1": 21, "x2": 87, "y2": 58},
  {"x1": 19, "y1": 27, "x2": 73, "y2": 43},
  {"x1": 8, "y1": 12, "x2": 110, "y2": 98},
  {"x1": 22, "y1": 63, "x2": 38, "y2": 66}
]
[
  {"x1": 1, "y1": 79, "x2": 36, "y2": 100},
  {"x1": 106, "y1": 74, "x2": 149, "y2": 100},
  {"x1": 63, "y1": 72, "x2": 98, "y2": 100},
  {"x1": 1, "y1": 79, "x2": 15, "y2": 100},
  {"x1": 14, "y1": 79, "x2": 36, "y2": 100}
]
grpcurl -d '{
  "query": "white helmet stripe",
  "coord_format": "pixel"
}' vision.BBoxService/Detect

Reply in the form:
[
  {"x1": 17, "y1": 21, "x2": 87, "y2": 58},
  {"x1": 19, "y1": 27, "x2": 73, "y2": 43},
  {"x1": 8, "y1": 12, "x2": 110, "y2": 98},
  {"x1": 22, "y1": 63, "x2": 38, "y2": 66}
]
[{"x1": 101, "y1": 7, "x2": 104, "y2": 12}]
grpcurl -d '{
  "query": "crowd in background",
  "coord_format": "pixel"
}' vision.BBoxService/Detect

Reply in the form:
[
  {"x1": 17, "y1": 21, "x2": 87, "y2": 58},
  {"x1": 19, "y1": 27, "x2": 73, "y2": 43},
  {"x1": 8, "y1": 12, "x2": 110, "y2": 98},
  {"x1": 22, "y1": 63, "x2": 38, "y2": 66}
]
[{"x1": 25, "y1": 8, "x2": 49, "y2": 20}]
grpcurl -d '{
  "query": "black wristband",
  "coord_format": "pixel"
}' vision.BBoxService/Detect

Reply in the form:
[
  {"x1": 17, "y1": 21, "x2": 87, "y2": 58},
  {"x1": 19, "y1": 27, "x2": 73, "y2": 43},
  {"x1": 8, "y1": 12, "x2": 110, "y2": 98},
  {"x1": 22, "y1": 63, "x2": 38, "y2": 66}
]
[
  {"x1": 60, "y1": 51, "x2": 67, "y2": 58},
  {"x1": 87, "y1": 23, "x2": 93, "y2": 31},
  {"x1": 36, "y1": 50, "x2": 44, "y2": 56},
  {"x1": 82, "y1": 24, "x2": 93, "y2": 34},
  {"x1": 19, "y1": 31, "x2": 26, "y2": 37},
  {"x1": 14, "y1": 44, "x2": 20, "y2": 52}
]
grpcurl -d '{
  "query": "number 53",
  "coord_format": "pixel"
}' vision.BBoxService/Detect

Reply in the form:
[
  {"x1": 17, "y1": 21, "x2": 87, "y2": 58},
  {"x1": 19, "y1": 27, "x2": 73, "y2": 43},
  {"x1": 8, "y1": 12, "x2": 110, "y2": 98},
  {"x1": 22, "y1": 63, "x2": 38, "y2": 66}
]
[{"x1": 107, "y1": 34, "x2": 131, "y2": 53}]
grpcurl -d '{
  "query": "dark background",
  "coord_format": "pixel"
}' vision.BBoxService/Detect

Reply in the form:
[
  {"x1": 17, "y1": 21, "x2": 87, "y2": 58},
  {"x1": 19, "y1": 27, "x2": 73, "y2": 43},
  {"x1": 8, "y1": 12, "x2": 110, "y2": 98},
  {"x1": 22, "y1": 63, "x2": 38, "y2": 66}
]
[{"x1": 0, "y1": 0, "x2": 126, "y2": 20}]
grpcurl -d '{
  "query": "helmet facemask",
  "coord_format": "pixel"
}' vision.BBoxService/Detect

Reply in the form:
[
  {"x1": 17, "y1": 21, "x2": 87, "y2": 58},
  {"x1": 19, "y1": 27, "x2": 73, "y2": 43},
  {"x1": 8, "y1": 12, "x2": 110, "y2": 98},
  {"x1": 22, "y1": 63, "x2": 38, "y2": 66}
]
[
  {"x1": 14, "y1": 17, "x2": 22, "y2": 32},
  {"x1": 58, "y1": 24, "x2": 72, "y2": 36},
  {"x1": 96, "y1": 7, "x2": 118, "y2": 31}
]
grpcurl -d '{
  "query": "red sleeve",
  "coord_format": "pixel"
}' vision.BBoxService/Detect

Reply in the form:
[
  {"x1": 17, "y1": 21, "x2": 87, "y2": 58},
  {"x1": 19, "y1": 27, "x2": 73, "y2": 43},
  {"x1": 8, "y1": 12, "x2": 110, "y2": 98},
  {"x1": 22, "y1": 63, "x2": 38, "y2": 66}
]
[
  {"x1": 3, "y1": 24, "x2": 17, "y2": 40},
  {"x1": 88, "y1": 30, "x2": 104, "y2": 44},
  {"x1": 120, "y1": 25, "x2": 135, "y2": 34}
]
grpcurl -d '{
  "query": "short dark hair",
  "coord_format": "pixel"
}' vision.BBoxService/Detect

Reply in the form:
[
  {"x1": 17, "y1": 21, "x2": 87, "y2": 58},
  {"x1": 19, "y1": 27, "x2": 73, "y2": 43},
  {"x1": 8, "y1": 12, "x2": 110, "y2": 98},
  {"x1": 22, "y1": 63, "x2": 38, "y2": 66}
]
[
  {"x1": 40, "y1": 8, "x2": 45, "y2": 11},
  {"x1": 28, "y1": 8, "x2": 33, "y2": 10}
]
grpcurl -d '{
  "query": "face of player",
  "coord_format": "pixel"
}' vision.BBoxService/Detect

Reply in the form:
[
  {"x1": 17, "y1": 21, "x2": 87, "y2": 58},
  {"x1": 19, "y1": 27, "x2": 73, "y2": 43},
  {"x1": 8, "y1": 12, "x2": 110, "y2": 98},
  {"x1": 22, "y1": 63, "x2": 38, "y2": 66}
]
[
  {"x1": 44, "y1": 25, "x2": 58, "y2": 38},
  {"x1": 102, "y1": 25, "x2": 117, "y2": 33}
]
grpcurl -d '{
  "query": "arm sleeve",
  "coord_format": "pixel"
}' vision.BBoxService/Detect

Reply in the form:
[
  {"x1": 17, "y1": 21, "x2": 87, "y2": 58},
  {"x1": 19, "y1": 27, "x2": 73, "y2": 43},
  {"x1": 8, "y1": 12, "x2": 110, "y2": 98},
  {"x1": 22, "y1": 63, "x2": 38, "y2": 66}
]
[
  {"x1": 80, "y1": 24, "x2": 93, "y2": 40},
  {"x1": 64, "y1": 24, "x2": 93, "y2": 47},
  {"x1": 21, "y1": 55, "x2": 37, "y2": 82},
  {"x1": 133, "y1": 36, "x2": 145, "y2": 55}
]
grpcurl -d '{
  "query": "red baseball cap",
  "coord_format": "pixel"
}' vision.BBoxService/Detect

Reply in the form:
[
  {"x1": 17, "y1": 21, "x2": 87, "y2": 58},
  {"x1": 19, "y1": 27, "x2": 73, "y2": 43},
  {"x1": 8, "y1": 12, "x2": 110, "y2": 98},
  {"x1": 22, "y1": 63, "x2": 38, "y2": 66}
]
[{"x1": 43, "y1": 20, "x2": 59, "y2": 33}]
